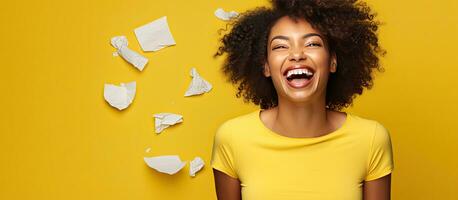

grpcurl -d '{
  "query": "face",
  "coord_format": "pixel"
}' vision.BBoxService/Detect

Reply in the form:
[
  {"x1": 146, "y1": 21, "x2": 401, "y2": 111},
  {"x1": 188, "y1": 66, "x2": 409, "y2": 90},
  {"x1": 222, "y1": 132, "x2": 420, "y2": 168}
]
[{"x1": 264, "y1": 16, "x2": 336, "y2": 105}]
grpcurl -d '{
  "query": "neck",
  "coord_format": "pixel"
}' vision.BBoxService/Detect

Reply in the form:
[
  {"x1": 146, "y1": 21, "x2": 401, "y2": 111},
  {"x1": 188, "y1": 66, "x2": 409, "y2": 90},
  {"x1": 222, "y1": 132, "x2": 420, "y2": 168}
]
[{"x1": 272, "y1": 98, "x2": 332, "y2": 138}]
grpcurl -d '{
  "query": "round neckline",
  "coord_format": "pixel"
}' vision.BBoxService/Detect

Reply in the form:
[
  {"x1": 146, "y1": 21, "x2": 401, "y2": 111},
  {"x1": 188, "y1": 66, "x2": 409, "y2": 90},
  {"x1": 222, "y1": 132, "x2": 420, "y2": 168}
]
[{"x1": 255, "y1": 109, "x2": 351, "y2": 141}]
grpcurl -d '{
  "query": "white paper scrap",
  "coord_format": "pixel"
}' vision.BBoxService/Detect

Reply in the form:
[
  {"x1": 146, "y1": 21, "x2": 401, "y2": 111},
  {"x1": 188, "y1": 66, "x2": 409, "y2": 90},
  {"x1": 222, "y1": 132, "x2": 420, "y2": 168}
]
[
  {"x1": 111, "y1": 36, "x2": 148, "y2": 71},
  {"x1": 154, "y1": 113, "x2": 183, "y2": 133},
  {"x1": 189, "y1": 157, "x2": 205, "y2": 177},
  {"x1": 144, "y1": 155, "x2": 186, "y2": 175},
  {"x1": 214, "y1": 8, "x2": 239, "y2": 21},
  {"x1": 103, "y1": 81, "x2": 136, "y2": 110},
  {"x1": 134, "y1": 16, "x2": 176, "y2": 52},
  {"x1": 184, "y1": 68, "x2": 212, "y2": 97}
]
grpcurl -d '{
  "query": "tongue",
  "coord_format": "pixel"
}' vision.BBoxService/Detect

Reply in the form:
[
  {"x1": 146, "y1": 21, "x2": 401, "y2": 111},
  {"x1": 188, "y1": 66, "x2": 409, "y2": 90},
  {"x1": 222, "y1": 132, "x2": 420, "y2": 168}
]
[{"x1": 289, "y1": 78, "x2": 307, "y2": 85}]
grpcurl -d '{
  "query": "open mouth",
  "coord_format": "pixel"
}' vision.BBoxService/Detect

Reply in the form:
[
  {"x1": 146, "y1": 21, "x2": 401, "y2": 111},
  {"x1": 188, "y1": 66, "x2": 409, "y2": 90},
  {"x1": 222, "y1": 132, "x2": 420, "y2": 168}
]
[
  {"x1": 283, "y1": 67, "x2": 315, "y2": 88},
  {"x1": 285, "y1": 68, "x2": 314, "y2": 80}
]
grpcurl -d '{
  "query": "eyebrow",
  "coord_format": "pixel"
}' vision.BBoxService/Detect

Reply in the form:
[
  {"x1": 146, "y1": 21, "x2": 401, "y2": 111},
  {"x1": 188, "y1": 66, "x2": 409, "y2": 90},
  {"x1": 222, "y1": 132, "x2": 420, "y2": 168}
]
[{"x1": 270, "y1": 33, "x2": 323, "y2": 44}]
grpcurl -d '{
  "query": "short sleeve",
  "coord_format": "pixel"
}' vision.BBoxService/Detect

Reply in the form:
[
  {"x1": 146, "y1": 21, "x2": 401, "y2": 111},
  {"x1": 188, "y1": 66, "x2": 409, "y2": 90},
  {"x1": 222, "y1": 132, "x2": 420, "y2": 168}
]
[
  {"x1": 365, "y1": 122, "x2": 394, "y2": 181},
  {"x1": 210, "y1": 123, "x2": 238, "y2": 179}
]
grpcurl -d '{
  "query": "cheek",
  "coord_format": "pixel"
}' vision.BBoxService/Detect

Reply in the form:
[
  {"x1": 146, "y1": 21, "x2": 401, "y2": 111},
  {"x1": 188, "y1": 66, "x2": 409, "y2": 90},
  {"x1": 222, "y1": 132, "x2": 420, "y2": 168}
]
[
  {"x1": 267, "y1": 52, "x2": 288, "y2": 70},
  {"x1": 305, "y1": 50, "x2": 331, "y2": 68}
]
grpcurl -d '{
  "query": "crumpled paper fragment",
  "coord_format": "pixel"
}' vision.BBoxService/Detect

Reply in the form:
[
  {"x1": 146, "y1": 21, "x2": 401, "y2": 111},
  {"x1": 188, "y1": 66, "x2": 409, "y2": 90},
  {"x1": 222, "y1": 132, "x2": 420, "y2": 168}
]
[
  {"x1": 154, "y1": 113, "x2": 183, "y2": 133},
  {"x1": 189, "y1": 156, "x2": 205, "y2": 177},
  {"x1": 214, "y1": 8, "x2": 239, "y2": 21},
  {"x1": 134, "y1": 16, "x2": 176, "y2": 52},
  {"x1": 144, "y1": 155, "x2": 186, "y2": 175},
  {"x1": 111, "y1": 36, "x2": 148, "y2": 71},
  {"x1": 184, "y1": 68, "x2": 212, "y2": 97},
  {"x1": 103, "y1": 81, "x2": 136, "y2": 110}
]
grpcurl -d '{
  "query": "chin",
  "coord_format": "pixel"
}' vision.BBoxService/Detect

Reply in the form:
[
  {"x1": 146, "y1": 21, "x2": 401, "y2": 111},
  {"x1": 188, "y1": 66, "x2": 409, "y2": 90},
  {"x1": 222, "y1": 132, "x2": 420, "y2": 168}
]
[{"x1": 281, "y1": 92, "x2": 314, "y2": 104}]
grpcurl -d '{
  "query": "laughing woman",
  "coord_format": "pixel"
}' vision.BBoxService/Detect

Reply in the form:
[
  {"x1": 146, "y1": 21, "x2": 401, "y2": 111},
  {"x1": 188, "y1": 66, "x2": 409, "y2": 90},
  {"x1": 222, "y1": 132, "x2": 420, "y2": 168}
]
[{"x1": 211, "y1": 0, "x2": 394, "y2": 200}]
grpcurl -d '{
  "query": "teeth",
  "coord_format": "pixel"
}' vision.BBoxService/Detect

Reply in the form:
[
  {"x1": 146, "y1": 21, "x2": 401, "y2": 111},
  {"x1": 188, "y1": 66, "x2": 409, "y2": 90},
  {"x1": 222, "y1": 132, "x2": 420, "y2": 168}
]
[{"x1": 286, "y1": 68, "x2": 314, "y2": 78}]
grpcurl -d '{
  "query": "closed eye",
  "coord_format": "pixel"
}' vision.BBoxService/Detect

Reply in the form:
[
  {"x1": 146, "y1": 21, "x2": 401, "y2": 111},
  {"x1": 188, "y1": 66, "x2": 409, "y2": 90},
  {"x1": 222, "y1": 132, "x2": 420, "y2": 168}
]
[
  {"x1": 272, "y1": 45, "x2": 288, "y2": 50},
  {"x1": 306, "y1": 42, "x2": 322, "y2": 47}
]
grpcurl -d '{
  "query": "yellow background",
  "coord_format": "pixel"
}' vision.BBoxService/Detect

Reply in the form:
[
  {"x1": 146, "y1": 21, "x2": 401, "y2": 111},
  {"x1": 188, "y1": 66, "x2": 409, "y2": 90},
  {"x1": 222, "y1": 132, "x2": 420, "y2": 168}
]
[{"x1": 1, "y1": 0, "x2": 457, "y2": 199}]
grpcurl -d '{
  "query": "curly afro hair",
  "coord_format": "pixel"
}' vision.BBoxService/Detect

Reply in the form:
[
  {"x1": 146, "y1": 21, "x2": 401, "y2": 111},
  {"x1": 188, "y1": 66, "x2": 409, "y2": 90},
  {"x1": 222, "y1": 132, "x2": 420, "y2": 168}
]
[{"x1": 215, "y1": 0, "x2": 385, "y2": 111}]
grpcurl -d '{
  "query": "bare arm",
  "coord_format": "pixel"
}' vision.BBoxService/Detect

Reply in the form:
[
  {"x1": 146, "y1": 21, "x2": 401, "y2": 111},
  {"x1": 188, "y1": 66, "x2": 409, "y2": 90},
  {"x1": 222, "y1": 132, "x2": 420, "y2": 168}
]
[
  {"x1": 213, "y1": 169, "x2": 242, "y2": 200},
  {"x1": 363, "y1": 174, "x2": 391, "y2": 200}
]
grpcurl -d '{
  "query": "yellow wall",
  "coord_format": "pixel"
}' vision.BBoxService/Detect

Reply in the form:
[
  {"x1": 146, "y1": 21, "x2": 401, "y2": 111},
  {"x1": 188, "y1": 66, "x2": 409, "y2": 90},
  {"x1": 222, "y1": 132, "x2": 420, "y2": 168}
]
[{"x1": 1, "y1": 0, "x2": 457, "y2": 199}]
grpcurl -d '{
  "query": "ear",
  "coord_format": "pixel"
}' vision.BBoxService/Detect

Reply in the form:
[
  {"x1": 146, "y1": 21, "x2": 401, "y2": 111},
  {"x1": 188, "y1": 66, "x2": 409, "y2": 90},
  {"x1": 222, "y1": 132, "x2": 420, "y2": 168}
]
[
  {"x1": 263, "y1": 63, "x2": 271, "y2": 77},
  {"x1": 330, "y1": 52, "x2": 337, "y2": 73}
]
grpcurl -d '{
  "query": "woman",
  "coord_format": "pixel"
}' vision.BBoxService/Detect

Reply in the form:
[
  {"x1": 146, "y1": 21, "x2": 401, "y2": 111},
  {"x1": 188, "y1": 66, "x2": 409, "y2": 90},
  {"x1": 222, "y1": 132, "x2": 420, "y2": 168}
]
[{"x1": 211, "y1": 0, "x2": 394, "y2": 199}]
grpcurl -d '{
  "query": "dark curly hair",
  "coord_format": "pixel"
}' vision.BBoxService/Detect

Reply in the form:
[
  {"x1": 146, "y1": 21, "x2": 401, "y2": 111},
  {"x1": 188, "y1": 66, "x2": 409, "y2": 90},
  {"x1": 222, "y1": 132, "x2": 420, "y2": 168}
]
[{"x1": 215, "y1": 0, "x2": 385, "y2": 110}]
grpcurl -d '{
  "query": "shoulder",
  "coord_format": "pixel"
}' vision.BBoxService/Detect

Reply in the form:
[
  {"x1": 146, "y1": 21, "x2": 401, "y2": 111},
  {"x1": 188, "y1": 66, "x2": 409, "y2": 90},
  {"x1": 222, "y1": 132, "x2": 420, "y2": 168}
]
[
  {"x1": 348, "y1": 114, "x2": 388, "y2": 132},
  {"x1": 217, "y1": 110, "x2": 259, "y2": 132},
  {"x1": 215, "y1": 110, "x2": 259, "y2": 139},
  {"x1": 347, "y1": 113, "x2": 391, "y2": 143}
]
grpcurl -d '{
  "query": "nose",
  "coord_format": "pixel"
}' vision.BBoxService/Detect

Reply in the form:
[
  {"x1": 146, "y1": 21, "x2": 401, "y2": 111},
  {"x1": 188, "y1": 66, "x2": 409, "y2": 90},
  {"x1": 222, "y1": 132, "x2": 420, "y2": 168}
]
[{"x1": 288, "y1": 48, "x2": 306, "y2": 62}]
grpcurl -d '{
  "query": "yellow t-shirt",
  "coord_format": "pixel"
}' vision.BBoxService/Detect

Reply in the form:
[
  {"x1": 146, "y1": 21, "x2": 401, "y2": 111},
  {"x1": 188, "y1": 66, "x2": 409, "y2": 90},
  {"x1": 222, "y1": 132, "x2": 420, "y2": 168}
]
[{"x1": 211, "y1": 110, "x2": 394, "y2": 200}]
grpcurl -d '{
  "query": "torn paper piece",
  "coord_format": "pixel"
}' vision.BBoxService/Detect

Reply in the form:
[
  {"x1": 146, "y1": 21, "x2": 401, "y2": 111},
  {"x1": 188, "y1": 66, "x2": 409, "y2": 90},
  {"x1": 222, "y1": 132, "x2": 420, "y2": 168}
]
[
  {"x1": 184, "y1": 68, "x2": 212, "y2": 97},
  {"x1": 144, "y1": 155, "x2": 186, "y2": 175},
  {"x1": 111, "y1": 36, "x2": 148, "y2": 71},
  {"x1": 104, "y1": 81, "x2": 136, "y2": 110},
  {"x1": 145, "y1": 147, "x2": 151, "y2": 153},
  {"x1": 214, "y1": 8, "x2": 239, "y2": 21},
  {"x1": 134, "y1": 16, "x2": 176, "y2": 52},
  {"x1": 189, "y1": 157, "x2": 205, "y2": 177},
  {"x1": 154, "y1": 113, "x2": 183, "y2": 133}
]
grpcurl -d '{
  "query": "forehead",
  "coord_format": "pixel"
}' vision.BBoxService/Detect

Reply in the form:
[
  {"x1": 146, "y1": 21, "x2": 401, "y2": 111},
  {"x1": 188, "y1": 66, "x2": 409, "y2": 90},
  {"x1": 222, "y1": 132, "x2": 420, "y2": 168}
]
[{"x1": 269, "y1": 16, "x2": 322, "y2": 39}]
